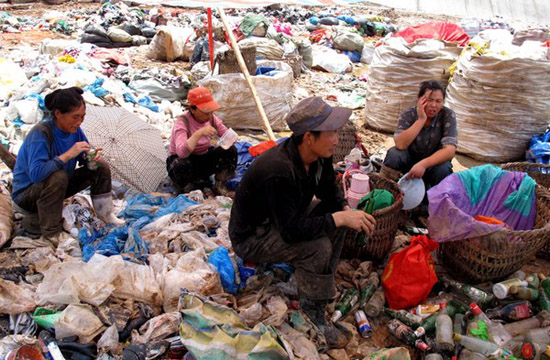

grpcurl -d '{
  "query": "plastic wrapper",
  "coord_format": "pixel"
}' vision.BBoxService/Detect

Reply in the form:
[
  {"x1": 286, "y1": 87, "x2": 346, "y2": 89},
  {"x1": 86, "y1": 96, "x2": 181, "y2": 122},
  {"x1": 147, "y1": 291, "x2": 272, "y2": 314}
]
[
  {"x1": 162, "y1": 248, "x2": 222, "y2": 312},
  {"x1": 97, "y1": 324, "x2": 120, "y2": 355},
  {"x1": 199, "y1": 60, "x2": 292, "y2": 132},
  {"x1": 131, "y1": 312, "x2": 182, "y2": 344},
  {"x1": 0, "y1": 279, "x2": 37, "y2": 315},
  {"x1": 55, "y1": 304, "x2": 106, "y2": 343},
  {"x1": 112, "y1": 258, "x2": 163, "y2": 307},
  {"x1": 37, "y1": 254, "x2": 125, "y2": 306},
  {"x1": 364, "y1": 38, "x2": 460, "y2": 133}
]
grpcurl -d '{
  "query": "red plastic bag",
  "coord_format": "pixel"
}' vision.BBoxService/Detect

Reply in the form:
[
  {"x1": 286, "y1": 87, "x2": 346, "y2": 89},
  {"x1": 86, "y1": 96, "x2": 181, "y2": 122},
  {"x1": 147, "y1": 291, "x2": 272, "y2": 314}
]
[{"x1": 382, "y1": 235, "x2": 439, "y2": 310}]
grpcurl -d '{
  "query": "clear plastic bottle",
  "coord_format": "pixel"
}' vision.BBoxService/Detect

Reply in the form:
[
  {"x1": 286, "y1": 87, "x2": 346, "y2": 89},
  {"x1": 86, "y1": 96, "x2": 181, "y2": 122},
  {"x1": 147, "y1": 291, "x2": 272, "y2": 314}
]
[
  {"x1": 503, "y1": 316, "x2": 544, "y2": 337},
  {"x1": 469, "y1": 302, "x2": 512, "y2": 346},
  {"x1": 453, "y1": 333, "x2": 501, "y2": 356},
  {"x1": 435, "y1": 302, "x2": 454, "y2": 352}
]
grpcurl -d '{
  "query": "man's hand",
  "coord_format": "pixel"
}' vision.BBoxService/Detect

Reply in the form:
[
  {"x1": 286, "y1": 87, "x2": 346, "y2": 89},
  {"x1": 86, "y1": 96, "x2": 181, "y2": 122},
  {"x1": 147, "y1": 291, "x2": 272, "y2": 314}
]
[
  {"x1": 59, "y1": 141, "x2": 90, "y2": 163},
  {"x1": 408, "y1": 162, "x2": 426, "y2": 179},
  {"x1": 333, "y1": 210, "x2": 376, "y2": 235}
]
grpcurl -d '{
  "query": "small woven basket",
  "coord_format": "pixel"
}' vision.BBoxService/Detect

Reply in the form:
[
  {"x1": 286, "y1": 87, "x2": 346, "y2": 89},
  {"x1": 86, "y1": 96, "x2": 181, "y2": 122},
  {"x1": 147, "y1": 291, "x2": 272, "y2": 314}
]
[
  {"x1": 438, "y1": 185, "x2": 550, "y2": 283},
  {"x1": 338, "y1": 173, "x2": 404, "y2": 261},
  {"x1": 501, "y1": 162, "x2": 550, "y2": 259},
  {"x1": 216, "y1": 46, "x2": 257, "y2": 75},
  {"x1": 334, "y1": 121, "x2": 358, "y2": 163}
]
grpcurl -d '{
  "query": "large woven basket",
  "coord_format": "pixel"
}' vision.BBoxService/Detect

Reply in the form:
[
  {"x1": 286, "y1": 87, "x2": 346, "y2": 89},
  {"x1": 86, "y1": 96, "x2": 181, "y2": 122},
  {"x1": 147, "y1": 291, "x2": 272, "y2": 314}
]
[
  {"x1": 438, "y1": 185, "x2": 550, "y2": 283},
  {"x1": 501, "y1": 162, "x2": 550, "y2": 259},
  {"x1": 338, "y1": 173, "x2": 404, "y2": 261},
  {"x1": 216, "y1": 46, "x2": 257, "y2": 75},
  {"x1": 333, "y1": 121, "x2": 358, "y2": 163}
]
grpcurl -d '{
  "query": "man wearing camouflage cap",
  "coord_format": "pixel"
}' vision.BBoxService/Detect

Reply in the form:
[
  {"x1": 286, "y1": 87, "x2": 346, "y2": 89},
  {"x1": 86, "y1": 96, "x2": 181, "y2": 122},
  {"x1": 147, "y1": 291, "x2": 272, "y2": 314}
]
[{"x1": 229, "y1": 97, "x2": 376, "y2": 350}]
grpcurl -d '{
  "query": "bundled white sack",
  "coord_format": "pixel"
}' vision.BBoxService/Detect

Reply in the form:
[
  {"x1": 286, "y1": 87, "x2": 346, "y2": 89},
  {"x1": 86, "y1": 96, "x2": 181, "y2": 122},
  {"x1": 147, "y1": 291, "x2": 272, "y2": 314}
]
[
  {"x1": 199, "y1": 60, "x2": 293, "y2": 132},
  {"x1": 363, "y1": 38, "x2": 460, "y2": 133},
  {"x1": 445, "y1": 35, "x2": 550, "y2": 162}
]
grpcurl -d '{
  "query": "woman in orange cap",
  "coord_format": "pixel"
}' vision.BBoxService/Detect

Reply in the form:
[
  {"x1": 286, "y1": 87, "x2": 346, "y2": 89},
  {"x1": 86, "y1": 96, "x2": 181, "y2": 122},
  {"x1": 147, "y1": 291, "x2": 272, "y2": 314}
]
[{"x1": 167, "y1": 87, "x2": 237, "y2": 195}]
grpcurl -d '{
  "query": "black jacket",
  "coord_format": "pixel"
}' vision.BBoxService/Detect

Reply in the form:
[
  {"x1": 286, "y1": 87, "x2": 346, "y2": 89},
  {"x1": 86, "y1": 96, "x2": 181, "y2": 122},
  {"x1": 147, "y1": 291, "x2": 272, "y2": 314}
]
[{"x1": 229, "y1": 138, "x2": 347, "y2": 244}]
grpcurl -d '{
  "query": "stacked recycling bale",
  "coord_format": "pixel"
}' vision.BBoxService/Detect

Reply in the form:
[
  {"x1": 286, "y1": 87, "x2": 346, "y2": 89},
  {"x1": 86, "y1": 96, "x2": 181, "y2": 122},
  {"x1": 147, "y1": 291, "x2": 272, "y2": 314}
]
[
  {"x1": 445, "y1": 34, "x2": 550, "y2": 162},
  {"x1": 363, "y1": 37, "x2": 460, "y2": 133}
]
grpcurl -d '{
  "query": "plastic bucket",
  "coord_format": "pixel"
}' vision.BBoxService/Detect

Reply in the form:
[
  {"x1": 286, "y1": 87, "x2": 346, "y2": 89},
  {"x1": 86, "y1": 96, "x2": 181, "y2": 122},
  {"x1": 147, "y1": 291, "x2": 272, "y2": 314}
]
[
  {"x1": 347, "y1": 189, "x2": 367, "y2": 209},
  {"x1": 350, "y1": 173, "x2": 370, "y2": 194},
  {"x1": 218, "y1": 128, "x2": 238, "y2": 150}
]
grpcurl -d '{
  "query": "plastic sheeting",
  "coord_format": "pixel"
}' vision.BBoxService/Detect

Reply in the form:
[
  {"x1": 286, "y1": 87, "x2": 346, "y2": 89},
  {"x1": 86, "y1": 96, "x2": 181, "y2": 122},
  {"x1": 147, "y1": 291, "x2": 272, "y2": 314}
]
[
  {"x1": 445, "y1": 37, "x2": 550, "y2": 162},
  {"x1": 363, "y1": 38, "x2": 460, "y2": 133},
  {"x1": 179, "y1": 293, "x2": 288, "y2": 359},
  {"x1": 199, "y1": 60, "x2": 293, "y2": 132},
  {"x1": 428, "y1": 165, "x2": 536, "y2": 243},
  {"x1": 393, "y1": 21, "x2": 470, "y2": 46}
]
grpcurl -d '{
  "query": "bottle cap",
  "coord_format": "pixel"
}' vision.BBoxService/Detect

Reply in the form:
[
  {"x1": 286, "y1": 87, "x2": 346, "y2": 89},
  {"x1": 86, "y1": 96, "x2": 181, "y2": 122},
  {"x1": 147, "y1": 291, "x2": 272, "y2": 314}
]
[
  {"x1": 469, "y1": 303, "x2": 482, "y2": 315},
  {"x1": 521, "y1": 342, "x2": 539, "y2": 360}
]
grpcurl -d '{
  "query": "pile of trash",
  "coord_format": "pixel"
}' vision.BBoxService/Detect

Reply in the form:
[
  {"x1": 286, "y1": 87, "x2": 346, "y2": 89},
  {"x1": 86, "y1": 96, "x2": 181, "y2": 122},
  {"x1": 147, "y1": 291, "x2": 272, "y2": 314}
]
[
  {"x1": 1, "y1": 186, "x2": 549, "y2": 360},
  {"x1": 0, "y1": 9, "x2": 86, "y2": 35},
  {"x1": 81, "y1": 3, "x2": 157, "y2": 48}
]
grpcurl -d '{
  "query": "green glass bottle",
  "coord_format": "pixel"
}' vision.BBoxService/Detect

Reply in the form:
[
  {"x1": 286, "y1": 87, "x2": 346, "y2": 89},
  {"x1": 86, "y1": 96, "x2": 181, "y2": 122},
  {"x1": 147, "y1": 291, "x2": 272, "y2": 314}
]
[
  {"x1": 421, "y1": 303, "x2": 457, "y2": 333},
  {"x1": 539, "y1": 288, "x2": 550, "y2": 312},
  {"x1": 526, "y1": 273, "x2": 540, "y2": 289},
  {"x1": 383, "y1": 308, "x2": 422, "y2": 329}
]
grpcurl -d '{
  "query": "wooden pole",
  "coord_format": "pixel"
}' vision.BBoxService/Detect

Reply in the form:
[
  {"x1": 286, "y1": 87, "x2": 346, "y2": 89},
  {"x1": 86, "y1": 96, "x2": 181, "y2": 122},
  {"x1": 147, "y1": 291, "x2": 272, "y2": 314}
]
[
  {"x1": 216, "y1": 7, "x2": 276, "y2": 141},
  {"x1": 0, "y1": 145, "x2": 16, "y2": 171}
]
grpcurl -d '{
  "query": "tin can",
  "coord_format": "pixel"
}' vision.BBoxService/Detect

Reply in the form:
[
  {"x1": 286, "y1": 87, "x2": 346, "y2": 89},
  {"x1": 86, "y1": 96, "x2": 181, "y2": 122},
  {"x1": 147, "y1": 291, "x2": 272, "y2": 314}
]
[
  {"x1": 355, "y1": 310, "x2": 372, "y2": 338},
  {"x1": 86, "y1": 148, "x2": 99, "y2": 171}
]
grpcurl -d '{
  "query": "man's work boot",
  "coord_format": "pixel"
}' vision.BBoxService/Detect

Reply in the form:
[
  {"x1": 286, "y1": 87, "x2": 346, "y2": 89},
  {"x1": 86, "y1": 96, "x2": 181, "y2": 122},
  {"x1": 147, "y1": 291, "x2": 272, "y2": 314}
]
[
  {"x1": 213, "y1": 170, "x2": 235, "y2": 198},
  {"x1": 300, "y1": 298, "x2": 351, "y2": 350},
  {"x1": 379, "y1": 164, "x2": 400, "y2": 182}
]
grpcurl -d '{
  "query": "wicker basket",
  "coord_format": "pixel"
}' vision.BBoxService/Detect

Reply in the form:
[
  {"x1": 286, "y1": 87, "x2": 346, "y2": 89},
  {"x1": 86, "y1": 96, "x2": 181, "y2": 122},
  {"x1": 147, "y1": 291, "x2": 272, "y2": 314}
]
[
  {"x1": 333, "y1": 121, "x2": 358, "y2": 163},
  {"x1": 501, "y1": 162, "x2": 550, "y2": 259},
  {"x1": 438, "y1": 185, "x2": 550, "y2": 283},
  {"x1": 338, "y1": 173, "x2": 404, "y2": 261},
  {"x1": 216, "y1": 47, "x2": 257, "y2": 75}
]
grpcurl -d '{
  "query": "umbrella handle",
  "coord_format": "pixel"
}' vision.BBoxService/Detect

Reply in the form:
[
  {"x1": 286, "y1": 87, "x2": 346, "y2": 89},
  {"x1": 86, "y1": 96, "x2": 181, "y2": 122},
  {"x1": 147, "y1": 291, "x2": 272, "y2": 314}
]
[{"x1": 216, "y1": 7, "x2": 276, "y2": 142}]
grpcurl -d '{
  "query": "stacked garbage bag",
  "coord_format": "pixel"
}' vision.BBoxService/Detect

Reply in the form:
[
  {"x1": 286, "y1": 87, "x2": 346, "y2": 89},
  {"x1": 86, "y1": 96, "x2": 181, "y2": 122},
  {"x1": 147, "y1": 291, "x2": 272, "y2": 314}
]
[
  {"x1": 81, "y1": 3, "x2": 156, "y2": 48},
  {"x1": 445, "y1": 29, "x2": 550, "y2": 162},
  {"x1": 364, "y1": 22, "x2": 466, "y2": 133}
]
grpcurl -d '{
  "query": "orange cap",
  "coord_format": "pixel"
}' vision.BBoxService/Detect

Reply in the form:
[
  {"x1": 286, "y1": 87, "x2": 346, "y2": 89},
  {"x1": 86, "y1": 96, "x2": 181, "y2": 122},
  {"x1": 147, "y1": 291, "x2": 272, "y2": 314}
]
[{"x1": 188, "y1": 87, "x2": 219, "y2": 113}]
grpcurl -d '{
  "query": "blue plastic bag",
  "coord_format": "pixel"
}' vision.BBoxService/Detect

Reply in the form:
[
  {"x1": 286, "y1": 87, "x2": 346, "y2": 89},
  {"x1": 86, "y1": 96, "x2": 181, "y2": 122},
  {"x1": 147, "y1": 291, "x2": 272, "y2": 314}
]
[
  {"x1": 343, "y1": 50, "x2": 362, "y2": 63},
  {"x1": 85, "y1": 78, "x2": 109, "y2": 98},
  {"x1": 527, "y1": 130, "x2": 550, "y2": 172},
  {"x1": 208, "y1": 246, "x2": 238, "y2": 294}
]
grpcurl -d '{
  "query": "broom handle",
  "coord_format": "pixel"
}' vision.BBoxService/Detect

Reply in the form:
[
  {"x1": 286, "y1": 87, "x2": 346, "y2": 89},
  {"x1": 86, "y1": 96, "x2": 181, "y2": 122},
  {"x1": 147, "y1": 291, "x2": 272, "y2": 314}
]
[{"x1": 217, "y1": 7, "x2": 276, "y2": 141}]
